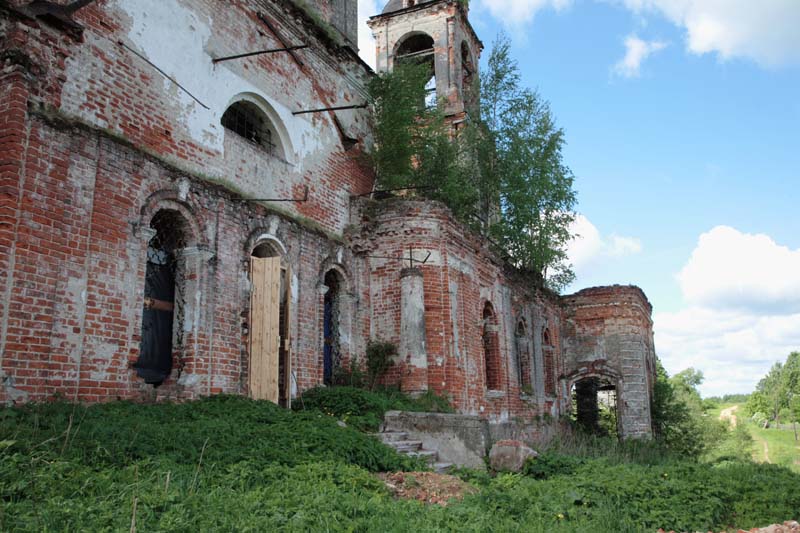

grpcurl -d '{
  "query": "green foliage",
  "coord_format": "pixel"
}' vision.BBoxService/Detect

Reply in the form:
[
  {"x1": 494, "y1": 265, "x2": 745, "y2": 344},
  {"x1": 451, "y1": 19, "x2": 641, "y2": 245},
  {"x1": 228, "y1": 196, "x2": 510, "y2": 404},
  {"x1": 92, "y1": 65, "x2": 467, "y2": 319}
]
[
  {"x1": 650, "y1": 360, "x2": 729, "y2": 459},
  {"x1": 368, "y1": 34, "x2": 578, "y2": 292},
  {"x1": 2, "y1": 398, "x2": 800, "y2": 532},
  {"x1": 752, "y1": 352, "x2": 800, "y2": 423},
  {"x1": 295, "y1": 386, "x2": 454, "y2": 431},
  {"x1": 790, "y1": 394, "x2": 800, "y2": 424},
  {"x1": 746, "y1": 391, "x2": 770, "y2": 417},
  {"x1": 368, "y1": 62, "x2": 432, "y2": 190},
  {"x1": 366, "y1": 340, "x2": 397, "y2": 390}
]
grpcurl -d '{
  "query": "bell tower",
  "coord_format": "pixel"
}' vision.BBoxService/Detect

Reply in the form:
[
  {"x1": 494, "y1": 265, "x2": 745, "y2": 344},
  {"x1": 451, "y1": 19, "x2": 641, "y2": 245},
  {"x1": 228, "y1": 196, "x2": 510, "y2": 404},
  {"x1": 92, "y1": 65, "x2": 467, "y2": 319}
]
[{"x1": 368, "y1": 0, "x2": 483, "y2": 128}]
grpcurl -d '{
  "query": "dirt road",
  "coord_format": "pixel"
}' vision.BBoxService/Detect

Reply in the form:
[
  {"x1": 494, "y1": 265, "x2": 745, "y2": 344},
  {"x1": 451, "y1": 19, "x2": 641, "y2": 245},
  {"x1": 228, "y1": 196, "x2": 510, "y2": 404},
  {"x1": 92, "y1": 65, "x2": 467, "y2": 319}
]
[{"x1": 719, "y1": 404, "x2": 738, "y2": 428}]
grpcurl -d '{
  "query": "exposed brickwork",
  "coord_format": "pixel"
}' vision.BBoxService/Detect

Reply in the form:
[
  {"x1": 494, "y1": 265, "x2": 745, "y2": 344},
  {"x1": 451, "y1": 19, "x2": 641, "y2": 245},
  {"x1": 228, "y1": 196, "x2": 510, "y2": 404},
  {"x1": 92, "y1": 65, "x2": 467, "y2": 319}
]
[{"x1": 0, "y1": 0, "x2": 656, "y2": 438}]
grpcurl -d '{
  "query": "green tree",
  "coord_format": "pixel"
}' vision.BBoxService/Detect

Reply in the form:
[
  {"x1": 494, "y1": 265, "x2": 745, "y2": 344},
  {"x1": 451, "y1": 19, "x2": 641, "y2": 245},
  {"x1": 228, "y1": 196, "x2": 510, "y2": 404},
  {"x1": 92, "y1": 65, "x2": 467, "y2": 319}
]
[
  {"x1": 745, "y1": 391, "x2": 770, "y2": 418},
  {"x1": 650, "y1": 360, "x2": 708, "y2": 458},
  {"x1": 480, "y1": 34, "x2": 577, "y2": 291},
  {"x1": 790, "y1": 394, "x2": 800, "y2": 441},
  {"x1": 368, "y1": 35, "x2": 578, "y2": 292},
  {"x1": 757, "y1": 361, "x2": 785, "y2": 422}
]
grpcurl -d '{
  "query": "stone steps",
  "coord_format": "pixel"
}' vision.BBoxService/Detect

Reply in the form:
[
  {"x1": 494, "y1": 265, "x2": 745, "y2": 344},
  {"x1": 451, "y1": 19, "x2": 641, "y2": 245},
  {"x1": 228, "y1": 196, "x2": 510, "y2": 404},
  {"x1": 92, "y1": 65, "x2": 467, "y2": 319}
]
[{"x1": 374, "y1": 431, "x2": 453, "y2": 474}]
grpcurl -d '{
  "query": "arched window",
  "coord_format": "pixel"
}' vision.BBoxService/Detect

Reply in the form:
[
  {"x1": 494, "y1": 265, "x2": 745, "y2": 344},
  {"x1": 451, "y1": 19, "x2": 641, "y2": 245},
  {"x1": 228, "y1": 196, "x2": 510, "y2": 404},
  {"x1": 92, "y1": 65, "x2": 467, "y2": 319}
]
[
  {"x1": 221, "y1": 100, "x2": 279, "y2": 155},
  {"x1": 323, "y1": 269, "x2": 344, "y2": 385},
  {"x1": 515, "y1": 319, "x2": 532, "y2": 392},
  {"x1": 395, "y1": 33, "x2": 436, "y2": 108},
  {"x1": 482, "y1": 302, "x2": 502, "y2": 391}
]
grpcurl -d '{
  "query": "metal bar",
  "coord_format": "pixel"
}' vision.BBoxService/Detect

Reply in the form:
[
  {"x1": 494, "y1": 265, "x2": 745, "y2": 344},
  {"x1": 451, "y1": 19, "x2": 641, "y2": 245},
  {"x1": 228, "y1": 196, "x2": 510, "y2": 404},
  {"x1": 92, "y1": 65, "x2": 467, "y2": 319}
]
[
  {"x1": 117, "y1": 40, "x2": 209, "y2": 110},
  {"x1": 292, "y1": 104, "x2": 368, "y2": 115},
  {"x1": 396, "y1": 48, "x2": 435, "y2": 60},
  {"x1": 212, "y1": 45, "x2": 309, "y2": 63},
  {"x1": 257, "y1": 12, "x2": 304, "y2": 68},
  {"x1": 354, "y1": 185, "x2": 436, "y2": 198}
]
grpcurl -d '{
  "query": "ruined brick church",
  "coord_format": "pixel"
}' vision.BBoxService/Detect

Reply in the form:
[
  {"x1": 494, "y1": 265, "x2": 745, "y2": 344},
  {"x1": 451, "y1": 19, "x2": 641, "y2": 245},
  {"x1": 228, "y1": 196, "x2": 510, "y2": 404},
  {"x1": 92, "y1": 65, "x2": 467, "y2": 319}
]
[{"x1": 0, "y1": 0, "x2": 656, "y2": 438}]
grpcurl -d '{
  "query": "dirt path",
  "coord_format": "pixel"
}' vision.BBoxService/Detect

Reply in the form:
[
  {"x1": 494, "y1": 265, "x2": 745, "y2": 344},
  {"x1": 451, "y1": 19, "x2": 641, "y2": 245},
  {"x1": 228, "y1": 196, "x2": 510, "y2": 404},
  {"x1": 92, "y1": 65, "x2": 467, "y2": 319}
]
[{"x1": 719, "y1": 404, "x2": 738, "y2": 428}]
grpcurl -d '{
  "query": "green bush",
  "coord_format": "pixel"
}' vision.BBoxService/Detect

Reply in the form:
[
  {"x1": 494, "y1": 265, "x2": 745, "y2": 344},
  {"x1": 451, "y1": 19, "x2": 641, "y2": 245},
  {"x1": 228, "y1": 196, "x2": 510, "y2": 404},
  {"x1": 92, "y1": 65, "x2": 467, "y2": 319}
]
[
  {"x1": 366, "y1": 340, "x2": 397, "y2": 390},
  {"x1": 295, "y1": 386, "x2": 454, "y2": 431},
  {"x1": 1, "y1": 398, "x2": 799, "y2": 532}
]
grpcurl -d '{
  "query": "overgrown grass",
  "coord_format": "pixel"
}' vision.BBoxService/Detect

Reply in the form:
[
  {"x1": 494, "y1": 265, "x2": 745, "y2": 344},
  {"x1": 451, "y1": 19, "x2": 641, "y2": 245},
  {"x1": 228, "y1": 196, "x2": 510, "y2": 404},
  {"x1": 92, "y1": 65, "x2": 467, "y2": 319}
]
[{"x1": 1, "y1": 396, "x2": 798, "y2": 531}]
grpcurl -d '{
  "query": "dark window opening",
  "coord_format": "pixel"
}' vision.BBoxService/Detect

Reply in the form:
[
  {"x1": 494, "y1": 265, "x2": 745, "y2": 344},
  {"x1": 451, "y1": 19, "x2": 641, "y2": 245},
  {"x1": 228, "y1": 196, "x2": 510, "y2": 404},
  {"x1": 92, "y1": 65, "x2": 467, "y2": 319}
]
[
  {"x1": 483, "y1": 302, "x2": 502, "y2": 391},
  {"x1": 323, "y1": 270, "x2": 343, "y2": 386},
  {"x1": 571, "y1": 377, "x2": 619, "y2": 437},
  {"x1": 136, "y1": 210, "x2": 188, "y2": 386},
  {"x1": 461, "y1": 41, "x2": 475, "y2": 111},
  {"x1": 221, "y1": 101, "x2": 276, "y2": 154},
  {"x1": 396, "y1": 33, "x2": 436, "y2": 108},
  {"x1": 543, "y1": 327, "x2": 556, "y2": 396}
]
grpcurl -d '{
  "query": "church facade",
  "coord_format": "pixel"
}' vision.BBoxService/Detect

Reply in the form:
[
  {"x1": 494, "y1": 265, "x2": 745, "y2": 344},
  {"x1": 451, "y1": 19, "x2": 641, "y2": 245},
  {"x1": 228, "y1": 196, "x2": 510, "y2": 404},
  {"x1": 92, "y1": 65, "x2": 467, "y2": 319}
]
[{"x1": 0, "y1": 0, "x2": 656, "y2": 438}]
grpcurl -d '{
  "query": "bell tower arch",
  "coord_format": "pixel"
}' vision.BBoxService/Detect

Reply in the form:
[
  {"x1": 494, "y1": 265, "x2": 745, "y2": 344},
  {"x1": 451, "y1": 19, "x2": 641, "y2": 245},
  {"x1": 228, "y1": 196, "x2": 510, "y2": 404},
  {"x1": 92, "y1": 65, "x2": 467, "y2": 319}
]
[{"x1": 368, "y1": 0, "x2": 483, "y2": 128}]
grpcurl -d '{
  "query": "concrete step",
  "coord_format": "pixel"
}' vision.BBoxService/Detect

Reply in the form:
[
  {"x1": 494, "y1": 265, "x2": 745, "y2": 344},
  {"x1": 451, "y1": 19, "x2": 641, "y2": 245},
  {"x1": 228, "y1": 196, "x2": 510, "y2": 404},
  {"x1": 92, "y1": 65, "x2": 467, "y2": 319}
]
[
  {"x1": 433, "y1": 462, "x2": 453, "y2": 474},
  {"x1": 388, "y1": 440, "x2": 423, "y2": 452},
  {"x1": 407, "y1": 450, "x2": 438, "y2": 464},
  {"x1": 375, "y1": 431, "x2": 409, "y2": 443}
]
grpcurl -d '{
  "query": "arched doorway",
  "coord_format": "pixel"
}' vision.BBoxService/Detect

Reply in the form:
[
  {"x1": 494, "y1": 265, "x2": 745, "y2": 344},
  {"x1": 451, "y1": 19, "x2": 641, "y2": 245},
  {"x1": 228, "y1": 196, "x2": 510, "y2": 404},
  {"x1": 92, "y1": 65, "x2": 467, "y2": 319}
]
[
  {"x1": 322, "y1": 269, "x2": 344, "y2": 385},
  {"x1": 571, "y1": 376, "x2": 619, "y2": 437},
  {"x1": 249, "y1": 242, "x2": 291, "y2": 406},
  {"x1": 135, "y1": 210, "x2": 189, "y2": 386}
]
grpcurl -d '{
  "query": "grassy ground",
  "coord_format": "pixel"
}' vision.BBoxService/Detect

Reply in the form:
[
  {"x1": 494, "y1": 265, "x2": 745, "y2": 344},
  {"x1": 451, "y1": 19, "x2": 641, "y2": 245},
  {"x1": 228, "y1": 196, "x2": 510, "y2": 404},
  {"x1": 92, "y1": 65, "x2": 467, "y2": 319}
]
[
  {"x1": 748, "y1": 421, "x2": 800, "y2": 473},
  {"x1": 1, "y1": 395, "x2": 799, "y2": 532}
]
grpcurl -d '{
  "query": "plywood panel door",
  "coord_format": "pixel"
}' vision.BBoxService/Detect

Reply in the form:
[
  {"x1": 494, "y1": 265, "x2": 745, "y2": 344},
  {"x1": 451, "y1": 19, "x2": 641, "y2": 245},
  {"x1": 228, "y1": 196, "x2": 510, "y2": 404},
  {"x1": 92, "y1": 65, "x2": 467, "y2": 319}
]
[{"x1": 250, "y1": 256, "x2": 281, "y2": 403}]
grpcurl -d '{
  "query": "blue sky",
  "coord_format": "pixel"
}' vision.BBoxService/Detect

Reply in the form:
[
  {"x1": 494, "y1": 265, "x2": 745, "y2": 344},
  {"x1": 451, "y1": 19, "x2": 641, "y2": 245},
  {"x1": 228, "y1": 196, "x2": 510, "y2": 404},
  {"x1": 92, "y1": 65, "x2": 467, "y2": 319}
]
[{"x1": 358, "y1": 0, "x2": 800, "y2": 396}]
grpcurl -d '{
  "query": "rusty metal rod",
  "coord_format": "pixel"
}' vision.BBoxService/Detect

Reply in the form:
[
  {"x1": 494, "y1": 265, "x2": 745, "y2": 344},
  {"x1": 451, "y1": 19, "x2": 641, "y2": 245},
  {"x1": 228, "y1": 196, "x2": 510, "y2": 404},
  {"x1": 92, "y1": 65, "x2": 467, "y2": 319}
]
[
  {"x1": 117, "y1": 40, "x2": 209, "y2": 110},
  {"x1": 293, "y1": 103, "x2": 368, "y2": 115},
  {"x1": 257, "y1": 12, "x2": 304, "y2": 68},
  {"x1": 212, "y1": 45, "x2": 309, "y2": 63}
]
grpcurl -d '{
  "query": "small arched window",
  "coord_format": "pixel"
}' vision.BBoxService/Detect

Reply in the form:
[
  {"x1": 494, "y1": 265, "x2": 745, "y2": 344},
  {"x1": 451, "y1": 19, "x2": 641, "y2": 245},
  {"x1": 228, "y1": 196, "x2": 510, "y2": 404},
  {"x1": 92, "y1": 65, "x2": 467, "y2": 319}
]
[{"x1": 221, "y1": 101, "x2": 276, "y2": 154}]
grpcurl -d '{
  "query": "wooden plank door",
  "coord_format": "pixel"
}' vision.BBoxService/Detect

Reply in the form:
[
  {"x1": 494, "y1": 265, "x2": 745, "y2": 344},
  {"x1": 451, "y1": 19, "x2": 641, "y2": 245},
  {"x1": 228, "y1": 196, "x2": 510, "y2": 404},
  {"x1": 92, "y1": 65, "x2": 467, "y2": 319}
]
[
  {"x1": 280, "y1": 265, "x2": 292, "y2": 408},
  {"x1": 249, "y1": 256, "x2": 281, "y2": 403}
]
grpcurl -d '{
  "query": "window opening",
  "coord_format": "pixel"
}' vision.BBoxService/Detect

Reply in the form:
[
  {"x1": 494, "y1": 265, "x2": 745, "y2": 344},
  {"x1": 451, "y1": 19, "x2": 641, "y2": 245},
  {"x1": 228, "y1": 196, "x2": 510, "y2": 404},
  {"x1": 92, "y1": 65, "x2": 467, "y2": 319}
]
[
  {"x1": 482, "y1": 302, "x2": 502, "y2": 391},
  {"x1": 136, "y1": 210, "x2": 187, "y2": 386},
  {"x1": 396, "y1": 33, "x2": 436, "y2": 108},
  {"x1": 461, "y1": 41, "x2": 475, "y2": 110},
  {"x1": 323, "y1": 270, "x2": 343, "y2": 386},
  {"x1": 221, "y1": 101, "x2": 276, "y2": 154},
  {"x1": 543, "y1": 327, "x2": 556, "y2": 396}
]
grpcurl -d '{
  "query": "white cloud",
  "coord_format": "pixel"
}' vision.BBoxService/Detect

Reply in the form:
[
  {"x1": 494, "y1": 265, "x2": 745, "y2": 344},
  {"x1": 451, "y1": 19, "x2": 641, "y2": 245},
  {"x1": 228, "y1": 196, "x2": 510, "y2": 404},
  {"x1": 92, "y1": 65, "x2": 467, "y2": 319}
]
[
  {"x1": 566, "y1": 214, "x2": 642, "y2": 276},
  {"x1": 612, "y1": 35, "x2": 667, "y2": 77},
  {"x1": 656, "y1": 226, "x2": 800, "y2": 397},
  {"x1": 619, "y1": 0, "x2": 800, "y2": 67},
  {"x1": 677, "y1": 226, "x2": 800, "y2": 314},
  {"x1": 656, "y1": 307, "x2": 800, "y2": 397},
  {"x1": 474, "y1": 0, "x2": 573, "y2": 27},
  {"x1": 358, "y1": 0, "x2": 379, "y2": 69}
]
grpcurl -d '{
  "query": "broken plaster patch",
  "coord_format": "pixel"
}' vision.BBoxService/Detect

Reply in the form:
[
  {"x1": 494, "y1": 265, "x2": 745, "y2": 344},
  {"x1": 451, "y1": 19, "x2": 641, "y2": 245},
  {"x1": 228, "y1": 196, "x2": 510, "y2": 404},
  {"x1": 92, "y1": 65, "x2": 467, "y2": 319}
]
[{"x1": 88, "y1": 342, "x2": 117, "y2": 381}]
